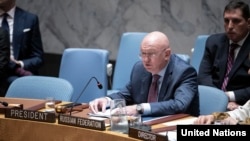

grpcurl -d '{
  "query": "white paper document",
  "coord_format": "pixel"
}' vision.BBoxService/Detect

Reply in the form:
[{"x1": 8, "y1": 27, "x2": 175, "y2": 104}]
[
  {"x1": 88, "y1": 109, "x2": 111, "y2": 118},
  {"x1": 162, "y1": 116, "x2": 197, "y2": 126},
  {"x1": 159, "y1": 117, "x2": 197, "y2": 141}
]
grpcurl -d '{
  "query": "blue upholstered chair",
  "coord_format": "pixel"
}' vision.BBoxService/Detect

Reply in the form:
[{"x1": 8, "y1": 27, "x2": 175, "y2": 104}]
[
  {"x1": 5, "y1": 76, "x2": 73, "y2": 101},
  {"x1": 59, "y1": 48, "x2": 109, "y2": 103},
  {"x1": 198, "y1": 85, "x2": 228, "y2": 115},
  {"x1": 175, "y1": 54, "x2": 190, "y2": 63},
  {"x1": 190, "y1": 35, "x2": 209, "y2": 73},
  {"x1": 108, "y1": 32, "x2": 191, "y2": 95},
  {"x1": 108, "y1": 32, "x2": 147, "y2": 95}
]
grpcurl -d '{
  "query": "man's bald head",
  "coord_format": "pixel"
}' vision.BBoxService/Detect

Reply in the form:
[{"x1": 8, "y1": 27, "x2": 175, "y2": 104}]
[
  {"x1": 140, "y1": 31, "x2": 171, "y2": 74},
  {"x1": 141, "y1": 31, "x2": 170, "y2": 50}
]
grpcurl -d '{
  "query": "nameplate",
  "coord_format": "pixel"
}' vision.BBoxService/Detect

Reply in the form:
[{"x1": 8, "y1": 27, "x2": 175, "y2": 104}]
[
  {"x1": 129, "y1": 127, "x2": 168, "y2": 141},
  {"x1": 58, "y1": 114, "x2": 105, "y2": 131},
  {"x1": 4, "y1": 109, "x2": 56, "y2": 123}
]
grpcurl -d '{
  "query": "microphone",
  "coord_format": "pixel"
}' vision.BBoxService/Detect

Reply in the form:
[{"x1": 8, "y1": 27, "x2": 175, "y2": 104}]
[
  {"x1": 0, "y1": 101, "x2": 23, "y2": 109},
  {"x1": 69, "y1": 77, "x2": 103, "y2": 115},
  {"x1": 55, "y1": 105, "x2": 83, "y2": 114},
  {"x1": 0, "y1": 101, "x2": 8, "y2": 107}
]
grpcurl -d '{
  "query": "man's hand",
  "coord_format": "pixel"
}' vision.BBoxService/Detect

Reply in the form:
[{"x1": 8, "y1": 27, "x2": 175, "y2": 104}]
[
  {"x1": 125, "y1": 105, "x2": 137, "y2": 116},
  {"x1": 219, "y1": 117, "x2": 238, "y2": 125},
  {"x1": 10, "y1": 57, "x2": 23, "y2": 67},
  {"x1": 89, "y1": 97, "x2": 109, "y2": 113},
  {"x1": 193, "y1": 115, "x2": 215, "y2": 124},
  {"x1": 227, "y1": 101, "x2": 239, "y2": 111}
]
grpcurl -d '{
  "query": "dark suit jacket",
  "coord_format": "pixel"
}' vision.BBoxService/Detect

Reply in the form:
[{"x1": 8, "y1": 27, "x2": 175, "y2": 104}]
[
  {"x1": 0, "y1": 27, "x2": 10, "y2": 80},
  {"x1": 0, "y1": 27, "x2": 10, "y2": 96},
  {"x1": 8, "y1": 7, "x2": 44, "y2": 76},
  {"x1": 108, "y1": 54, "x2": 200, "y2": 116},
  {"x1": 198, "y1": 33, "x2": 250, "y2": 105}
]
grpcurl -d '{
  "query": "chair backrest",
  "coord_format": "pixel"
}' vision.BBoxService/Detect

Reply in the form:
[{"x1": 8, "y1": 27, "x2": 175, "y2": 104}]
[
  {"x1": 198, "y1": 85, "x2": 228, "y2": 115},
  {"x1": 59, "y1": 48, "x2": 109, "y2": 103},
  {"x1": 111, "y1": 32, "x2": 147, "y2": 91},
  {"x1": 5, "y1": 76, "x2": 73, "y2": 101},
  {"x1": 190, "y1": 35, "x2": 209, "y2": 72},
  {"x1": 176, "y1": 54, "x2": 190, "y2": 63}
]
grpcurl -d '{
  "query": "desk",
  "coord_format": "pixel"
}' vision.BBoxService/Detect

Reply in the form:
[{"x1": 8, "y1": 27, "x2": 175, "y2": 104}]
[
  {"x1": 0, "y1": 98, "x2": 195, "y2": 141},
  {"x1": 0, "y1": 98, "x2": 141, "y2": 141},
  {"x1": 0, "y1": 116, "x2": 141, "y2": 141}
]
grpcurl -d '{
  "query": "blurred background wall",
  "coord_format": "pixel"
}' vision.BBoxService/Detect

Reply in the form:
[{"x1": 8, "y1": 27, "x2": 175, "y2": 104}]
[{"x1": 16, "y1": 0, "x2": 250, "y2": 76}]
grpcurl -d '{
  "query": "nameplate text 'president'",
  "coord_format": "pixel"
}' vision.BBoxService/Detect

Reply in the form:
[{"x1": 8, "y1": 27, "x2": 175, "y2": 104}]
[
  {"x1": 58, "y1": 114, "x2": 105, "y2": 131},
  {"x1": 4, "y1": 109, "x2": 56, "y2": 123}
]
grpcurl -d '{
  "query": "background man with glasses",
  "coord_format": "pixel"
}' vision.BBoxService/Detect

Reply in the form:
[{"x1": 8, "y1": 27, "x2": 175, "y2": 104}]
[{"x1": 89, "y1": 31, "x2": 199, "y2": 117}]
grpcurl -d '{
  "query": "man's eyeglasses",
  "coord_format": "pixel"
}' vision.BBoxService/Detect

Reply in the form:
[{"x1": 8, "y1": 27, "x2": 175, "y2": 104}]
[{"x1": 139, "y1": 48, "x2": 167, "y2": 59}]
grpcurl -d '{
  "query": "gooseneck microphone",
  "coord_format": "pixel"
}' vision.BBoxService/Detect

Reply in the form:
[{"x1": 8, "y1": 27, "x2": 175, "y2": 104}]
[
  {"x1": 0, "y1": 101, "x2": 9, "y2": 107},
  {"x1": 69, "y1": 77, "x2": 103, "y2": 115}
]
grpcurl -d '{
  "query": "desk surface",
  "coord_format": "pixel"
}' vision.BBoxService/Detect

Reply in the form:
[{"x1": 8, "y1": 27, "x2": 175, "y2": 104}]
[
  {"x1": 0, "y1": 97, "x2": 195, "y2": 141},
  {"x1": 0, "y1": 97, "x2": 140, "y2": 141},
  {"x1": 0, "y1": 117, "x2": 141, "y2": 141},
  {"x1": 0, "y1": 113, "x2": 140, "y2": 140}
]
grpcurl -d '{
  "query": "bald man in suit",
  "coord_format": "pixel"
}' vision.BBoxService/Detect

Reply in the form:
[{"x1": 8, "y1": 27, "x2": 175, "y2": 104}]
[{"x1": 89, "y1": 31, "x2": 199, "y2": 117}]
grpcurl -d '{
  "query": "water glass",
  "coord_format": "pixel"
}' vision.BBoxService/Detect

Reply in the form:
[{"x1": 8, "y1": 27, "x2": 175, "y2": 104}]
[
  {"x1": 110, "y1": 99, "x2": 128, "y2": 133},
  {"x1": 45, "y1": 97, "x2": 55, "y2": 113},
  {"x1": 128, "y1": 114, "x2": 142, "y2": 127}
]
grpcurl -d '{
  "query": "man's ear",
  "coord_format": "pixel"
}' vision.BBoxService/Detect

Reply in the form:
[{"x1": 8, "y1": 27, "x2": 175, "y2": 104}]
[
  {"x1": 166, "y1": 48, "x2": 171, "y2": 56},
  {"x1": 164, "y1": 48, "x2": 171, "y2": 60}
]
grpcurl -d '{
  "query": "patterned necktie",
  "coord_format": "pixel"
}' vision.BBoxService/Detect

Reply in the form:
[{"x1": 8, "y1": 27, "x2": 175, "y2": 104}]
[
  {"x1": 147, "y1": 74, "x2": 161, "y2": 102},
  {"x1": 1, "y1": 13, "x2": 9, "y2": 33},
  {"x1": 221, "y1": 43, "x2": 239, "y2": 91}
]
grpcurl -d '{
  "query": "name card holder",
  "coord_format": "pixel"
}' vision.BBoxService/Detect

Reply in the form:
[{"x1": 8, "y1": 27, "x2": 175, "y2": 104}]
[
  {"x1": 0, "y1": 104, "x2": 23, "y2": 114},
  {"x1": 129, "y1": 127, "x2": 168, "y2": 141},
  {"x1": 4, "y1": 109, "x2": 56, "y2": 123},
  {"x1": 143, "y1": 114, "x2": 189, "y2": 126},
  {"x1": 58, "y1": 114, "x2": 106, "y2": 131}
]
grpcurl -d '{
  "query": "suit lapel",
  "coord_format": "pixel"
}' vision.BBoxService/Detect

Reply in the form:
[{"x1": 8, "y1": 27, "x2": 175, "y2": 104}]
[
  {"x1": 140, "y1": 71, "x2": 151, "y2": 102},
  {"x1": 13, "y1": 7, "x2": 25, "y2": 59},
  {"x1": 158, "y1": 56, "x2": 173, "y2": 101},
  {"x1": 218, "y1": 36, "x2": 229, "y2": 82},
  {"x1": 230, "y1": 34, "x2": 250, "y2": 77}
]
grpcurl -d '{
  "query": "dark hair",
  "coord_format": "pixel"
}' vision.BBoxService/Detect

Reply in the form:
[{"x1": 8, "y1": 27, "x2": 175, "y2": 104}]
[{"x1": 224, "y1": 0, "x2": 250, "y2": 20}]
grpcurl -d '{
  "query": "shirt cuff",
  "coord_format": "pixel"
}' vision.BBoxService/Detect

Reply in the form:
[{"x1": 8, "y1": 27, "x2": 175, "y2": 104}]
[
  {"x1": 226, "y1": 91, "x2": 235, "y2": 101},
  {"x1": 105, "y1": 97, "x2": 112, "y2": 107},
  {"x1": 141, "y1": 103, "x2": 150, "y2": 115},
  {"x1": 18, "y1": 61, "x2": 24, "y2": 68}
]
